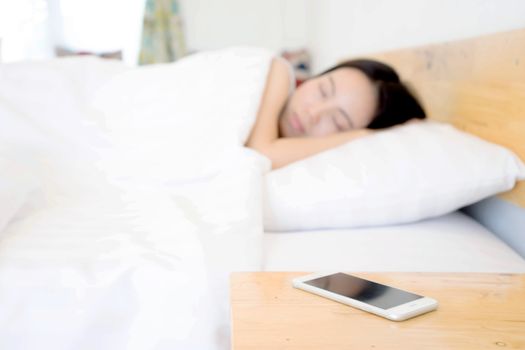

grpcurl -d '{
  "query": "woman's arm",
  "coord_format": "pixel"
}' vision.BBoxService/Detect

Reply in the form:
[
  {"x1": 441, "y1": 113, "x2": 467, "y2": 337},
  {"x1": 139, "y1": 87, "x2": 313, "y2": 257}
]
[
  {"x1": 249, "y1": 129, "x2": 371, "y2": 169},
  {"x1": 245, "y1": 58, "x2": 371, "y2": 170}
]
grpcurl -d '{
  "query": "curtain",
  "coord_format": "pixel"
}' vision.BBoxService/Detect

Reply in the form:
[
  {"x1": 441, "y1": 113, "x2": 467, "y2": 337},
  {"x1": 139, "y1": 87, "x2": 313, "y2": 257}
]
[{"x1": 139, "y1": 0, "x2": 186, "y2": 65}]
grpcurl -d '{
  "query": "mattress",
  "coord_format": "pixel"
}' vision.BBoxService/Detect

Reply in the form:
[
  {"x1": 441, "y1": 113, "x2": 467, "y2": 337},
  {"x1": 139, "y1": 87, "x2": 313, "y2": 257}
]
[{"x1": 263, "y1": 211, "x2": 525, "y2": 273}]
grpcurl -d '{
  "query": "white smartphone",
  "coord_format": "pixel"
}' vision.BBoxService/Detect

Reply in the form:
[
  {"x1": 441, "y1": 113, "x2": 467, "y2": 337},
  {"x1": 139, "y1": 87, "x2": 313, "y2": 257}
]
[{"x1": 292, "y1": 272, "x2": 438, "y2": 321}]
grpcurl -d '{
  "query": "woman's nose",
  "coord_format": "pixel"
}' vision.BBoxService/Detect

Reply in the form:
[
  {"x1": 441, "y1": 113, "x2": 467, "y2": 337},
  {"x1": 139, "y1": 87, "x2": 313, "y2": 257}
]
[
  {"x1": 306, "y1": 105, "x2": 324, "y2": 126},
  {"x1": 308, "y1": 109, "x2": 330, "y2": 127},
  {"x1": 310, "y1": 113, "x2": 321, "y2": 126}
]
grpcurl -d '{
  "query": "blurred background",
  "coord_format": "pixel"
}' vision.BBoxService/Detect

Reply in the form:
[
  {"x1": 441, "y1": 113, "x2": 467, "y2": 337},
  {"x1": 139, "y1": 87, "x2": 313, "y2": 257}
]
[{"x1": 0, "y1": 0, "x2": 524, "y2": 74}]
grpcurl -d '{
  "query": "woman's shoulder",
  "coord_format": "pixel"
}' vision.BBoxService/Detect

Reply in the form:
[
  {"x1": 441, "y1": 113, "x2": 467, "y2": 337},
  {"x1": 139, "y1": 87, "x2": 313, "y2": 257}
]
[
  {"x1": 245, "y1": 56, "x2": 292, "y2": 150},
  {"x1": 271, "y1": 56, "x2": 295, "y2": 94},
  {"x1": 258, "y1": 57, "x2": 294, "y2": 104}
]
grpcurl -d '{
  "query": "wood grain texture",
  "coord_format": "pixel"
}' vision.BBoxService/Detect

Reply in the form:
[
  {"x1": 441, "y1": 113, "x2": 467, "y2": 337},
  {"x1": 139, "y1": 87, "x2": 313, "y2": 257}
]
[
  {"x1": 357, "y1": 29, "x2": 525, "y2": 207},
  {"x1": 231, "y1": 272, "x2": 525, "y2": 350}
]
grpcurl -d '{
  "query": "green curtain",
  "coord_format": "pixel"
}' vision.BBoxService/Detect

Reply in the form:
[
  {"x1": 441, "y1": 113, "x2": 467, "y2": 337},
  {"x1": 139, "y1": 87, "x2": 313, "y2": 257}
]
[{"x1": 139, "y1": 0, "x2": 186, "y2": 65}]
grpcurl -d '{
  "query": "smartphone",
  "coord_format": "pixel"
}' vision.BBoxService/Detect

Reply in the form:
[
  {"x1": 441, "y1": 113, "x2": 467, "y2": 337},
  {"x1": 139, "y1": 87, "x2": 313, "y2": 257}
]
[{"x1": 292, "y1": 272, "x2": 438, "y2": 321}]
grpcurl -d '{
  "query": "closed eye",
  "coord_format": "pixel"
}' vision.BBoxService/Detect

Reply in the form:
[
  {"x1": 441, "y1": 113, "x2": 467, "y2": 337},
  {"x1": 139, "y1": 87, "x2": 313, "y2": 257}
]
[
  {"x1": 331, "y1": 115, "x2": 344, "y2": 131},
  {"x1": 319, "y1": 84, "x2": 327, "y2": 98}
]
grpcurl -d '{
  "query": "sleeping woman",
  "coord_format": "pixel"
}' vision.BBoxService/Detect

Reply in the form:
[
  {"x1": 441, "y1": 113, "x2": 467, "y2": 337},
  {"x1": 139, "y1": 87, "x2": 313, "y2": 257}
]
[{"x1": 245, "y1": 58, "x2": 426, "y2": 169}]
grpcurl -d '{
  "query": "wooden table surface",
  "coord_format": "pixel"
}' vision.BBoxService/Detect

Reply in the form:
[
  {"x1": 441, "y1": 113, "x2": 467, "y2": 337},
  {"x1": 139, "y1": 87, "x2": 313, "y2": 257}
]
[{"x1": 230, "y1": 272, "x2": 525, "y2": 349}]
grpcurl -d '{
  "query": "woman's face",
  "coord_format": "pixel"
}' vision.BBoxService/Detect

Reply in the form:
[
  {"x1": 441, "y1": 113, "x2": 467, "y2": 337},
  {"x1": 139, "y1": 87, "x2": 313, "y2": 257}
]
[{"x1": 279, "y1": 67, "x2": 378, "y2": 138}]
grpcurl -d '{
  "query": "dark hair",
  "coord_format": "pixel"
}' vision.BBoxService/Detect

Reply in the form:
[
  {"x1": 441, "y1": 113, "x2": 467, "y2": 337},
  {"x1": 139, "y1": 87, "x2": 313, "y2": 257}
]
[{"x1": 320, "y1": 59, "x2": 426, "y2": 129}]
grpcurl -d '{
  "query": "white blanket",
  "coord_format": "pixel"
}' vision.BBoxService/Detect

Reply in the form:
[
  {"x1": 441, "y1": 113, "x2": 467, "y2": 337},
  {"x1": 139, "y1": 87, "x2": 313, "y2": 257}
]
[{"x1": 0, "y1": 50, "x2": 273, "y2": 350}]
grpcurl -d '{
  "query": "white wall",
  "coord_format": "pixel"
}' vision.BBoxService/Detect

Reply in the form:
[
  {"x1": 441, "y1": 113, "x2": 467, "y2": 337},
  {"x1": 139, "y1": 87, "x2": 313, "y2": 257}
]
[
  {"x1": 178, "y1": 0, "x2": 525, "y2": 72},
  {"x1": 179, "y1": 0, "x2": 309, "y2": 53},
  {"x1": 308, "y1": 0, "x2": 525, "y2": 72},
  {"x1": 2, "y1": 0, "x2": 524, "y2": 67}
]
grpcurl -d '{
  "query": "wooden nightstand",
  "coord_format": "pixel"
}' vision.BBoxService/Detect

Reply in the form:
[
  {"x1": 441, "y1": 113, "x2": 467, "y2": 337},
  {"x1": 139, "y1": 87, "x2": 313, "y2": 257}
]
[{"x1": 230, "y1": 272, "x2": 525, "y2": 349}]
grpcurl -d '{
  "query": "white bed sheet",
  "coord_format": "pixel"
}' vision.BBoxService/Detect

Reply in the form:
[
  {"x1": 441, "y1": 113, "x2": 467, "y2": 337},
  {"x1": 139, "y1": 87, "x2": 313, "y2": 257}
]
[{"x1": 263, "y1": 211, "x2": 525, "y2": 273}]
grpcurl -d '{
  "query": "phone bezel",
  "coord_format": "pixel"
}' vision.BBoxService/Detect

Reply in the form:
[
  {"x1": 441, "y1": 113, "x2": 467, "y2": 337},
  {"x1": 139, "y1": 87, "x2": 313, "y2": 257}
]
[{"x1": 292, "y1": 271, "x2": 438, "y2": 321}]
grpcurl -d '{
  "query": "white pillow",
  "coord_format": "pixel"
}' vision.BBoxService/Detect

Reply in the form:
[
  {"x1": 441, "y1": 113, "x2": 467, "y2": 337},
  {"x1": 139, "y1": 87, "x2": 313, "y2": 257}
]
[{"x1": 263, "y1": 122, "x2": 525, "y2": 231}]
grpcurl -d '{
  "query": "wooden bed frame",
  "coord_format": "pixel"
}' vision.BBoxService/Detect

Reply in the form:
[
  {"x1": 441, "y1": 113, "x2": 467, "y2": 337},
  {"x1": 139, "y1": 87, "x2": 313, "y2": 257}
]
[{"x1": 363, "y1": 28, "x2": 525, "y2": 209}]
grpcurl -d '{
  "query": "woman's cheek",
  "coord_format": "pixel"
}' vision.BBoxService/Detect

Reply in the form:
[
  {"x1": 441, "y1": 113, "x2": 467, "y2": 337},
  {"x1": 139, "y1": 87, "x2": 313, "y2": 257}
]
[
  {"x1": 295, "y1": 87, "x2": 317, "y2": 110},
  {"x1": 309, "y1": 123, "x2": 335, "y2": 137}
]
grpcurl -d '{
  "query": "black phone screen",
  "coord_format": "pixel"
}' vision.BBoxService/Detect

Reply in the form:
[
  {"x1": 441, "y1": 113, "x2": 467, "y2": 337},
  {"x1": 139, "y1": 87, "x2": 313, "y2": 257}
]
[{"x1": 304, "y1": 273, "x2": 423, "y2": 310}]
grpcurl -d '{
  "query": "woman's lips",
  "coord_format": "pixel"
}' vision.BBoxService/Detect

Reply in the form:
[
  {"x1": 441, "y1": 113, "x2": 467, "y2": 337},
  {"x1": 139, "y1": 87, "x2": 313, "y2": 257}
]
[{"x1": 290, "y1": 113, "x2": 305, "y2": 134}]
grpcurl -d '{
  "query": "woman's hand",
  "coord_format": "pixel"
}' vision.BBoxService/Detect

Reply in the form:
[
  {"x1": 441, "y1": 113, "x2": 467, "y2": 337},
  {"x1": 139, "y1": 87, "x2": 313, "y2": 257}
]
[{"x1": 255, "y1": 128, "x2": 374, "y2": 169}]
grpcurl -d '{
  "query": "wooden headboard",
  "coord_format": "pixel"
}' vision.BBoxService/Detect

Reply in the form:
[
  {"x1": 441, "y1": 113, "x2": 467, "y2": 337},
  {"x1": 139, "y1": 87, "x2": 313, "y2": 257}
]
[{"x1": 362, "y1": 28, "x2": 525, "y2": 208}]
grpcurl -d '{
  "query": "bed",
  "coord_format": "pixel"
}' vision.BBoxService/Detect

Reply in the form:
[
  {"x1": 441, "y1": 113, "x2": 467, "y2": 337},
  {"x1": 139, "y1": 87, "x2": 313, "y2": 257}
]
[{"x1": 0, "y1": 29, "x2": 524, "y2": 350}]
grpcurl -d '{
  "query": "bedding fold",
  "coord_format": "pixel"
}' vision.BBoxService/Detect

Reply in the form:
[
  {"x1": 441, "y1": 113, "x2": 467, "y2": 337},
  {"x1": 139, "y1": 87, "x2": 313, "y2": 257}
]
[{"x1": 0, "y1": 50, "x2": 274, "y2": 349}]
